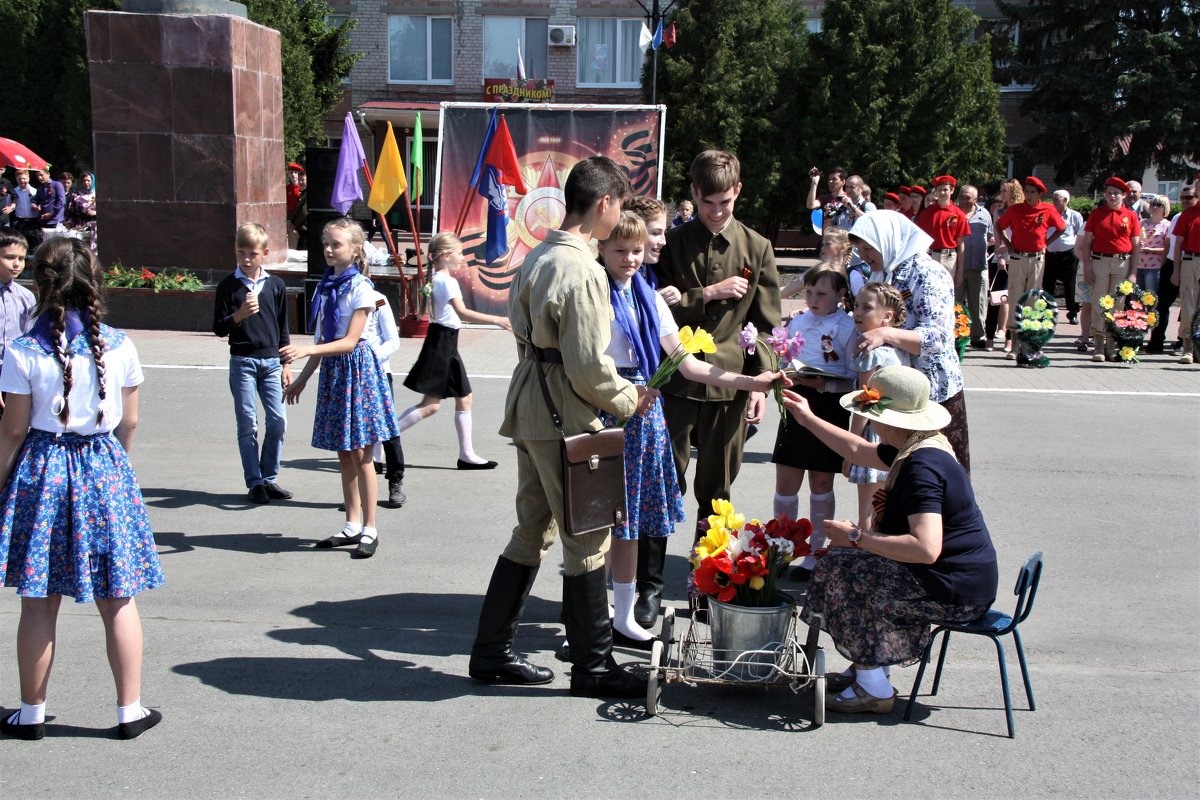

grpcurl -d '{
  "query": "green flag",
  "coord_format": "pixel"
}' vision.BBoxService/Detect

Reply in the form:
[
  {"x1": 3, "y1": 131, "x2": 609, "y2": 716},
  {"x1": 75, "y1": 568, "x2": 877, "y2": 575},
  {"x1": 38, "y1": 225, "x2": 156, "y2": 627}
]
[{"x1": 410, "y1": 112, "x2": 424, "y2": 200}]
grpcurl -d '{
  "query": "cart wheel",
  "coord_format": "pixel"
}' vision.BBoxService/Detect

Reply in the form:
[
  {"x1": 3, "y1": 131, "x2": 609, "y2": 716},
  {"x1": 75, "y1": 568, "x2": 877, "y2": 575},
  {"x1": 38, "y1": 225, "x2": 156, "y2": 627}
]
[
  {"x1": 646, "y1": 639, "x2": 665, "y2": 716},
  {"x1": 813, "y1": 648, "x2": 826, "y2": 728},
  {"x1": 660, "y1": 606, "x2": 676, "y2": 658}
]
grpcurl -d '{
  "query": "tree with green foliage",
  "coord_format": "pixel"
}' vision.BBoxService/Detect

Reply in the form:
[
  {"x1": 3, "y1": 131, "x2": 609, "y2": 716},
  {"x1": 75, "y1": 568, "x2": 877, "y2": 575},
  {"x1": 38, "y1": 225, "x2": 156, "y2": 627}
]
[
  {"x1": 246, "y1": 0, "x2": 359, "y2": 162},
  {"x1": 802, "y1": 0, "x2": 1006, "y2": 195},
  {"x1": 648, "y1": 0, "x2": 807, "y2": 236},
  {"x1": 999, "y1": 0, "x2": 1200, "y2": 188}
]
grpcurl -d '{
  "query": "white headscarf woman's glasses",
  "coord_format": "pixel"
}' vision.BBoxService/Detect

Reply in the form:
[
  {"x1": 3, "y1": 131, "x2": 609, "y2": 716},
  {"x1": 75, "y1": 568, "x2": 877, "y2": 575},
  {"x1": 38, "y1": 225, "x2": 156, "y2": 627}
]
[{"x1": 849, "y1": 210, "x2": 934, "y2": 281}]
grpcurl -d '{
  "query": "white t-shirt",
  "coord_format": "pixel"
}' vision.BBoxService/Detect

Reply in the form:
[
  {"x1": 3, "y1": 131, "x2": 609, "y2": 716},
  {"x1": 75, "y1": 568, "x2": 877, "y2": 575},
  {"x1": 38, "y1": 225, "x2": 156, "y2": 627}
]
[
  {"x1": 432, "y1": 271, "x2": 463, "y2": 329},
  {"x1": 0, "y1": 326, "x2": 144, "y2": 434},
  {"x1": 314, "y1": 273, "x2": 374, "y2": 343},
  {"x1": 786, "y1": 308, "x2": 857, "y2": 380},
  {"x1": 605, "y1": 290, "x2": 678, "y2": 369},
  {"x1": 362, "y1": 290, "x2": 400, "y2": 364}
]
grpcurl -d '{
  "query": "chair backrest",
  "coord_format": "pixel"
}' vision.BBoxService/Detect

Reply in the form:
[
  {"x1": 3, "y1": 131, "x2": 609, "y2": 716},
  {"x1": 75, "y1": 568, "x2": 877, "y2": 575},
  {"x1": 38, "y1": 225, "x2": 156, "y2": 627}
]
[{"x1": 1009, "y1": 551, "x2": 1044, "y2": 629}]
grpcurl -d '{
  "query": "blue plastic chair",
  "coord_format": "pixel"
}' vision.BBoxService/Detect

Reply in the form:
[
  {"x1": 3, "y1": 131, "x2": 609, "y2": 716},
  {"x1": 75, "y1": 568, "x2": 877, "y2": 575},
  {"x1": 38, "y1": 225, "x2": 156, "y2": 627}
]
[{"x1": 903, "y1": 551, "x2": 1043, "y2": 738}]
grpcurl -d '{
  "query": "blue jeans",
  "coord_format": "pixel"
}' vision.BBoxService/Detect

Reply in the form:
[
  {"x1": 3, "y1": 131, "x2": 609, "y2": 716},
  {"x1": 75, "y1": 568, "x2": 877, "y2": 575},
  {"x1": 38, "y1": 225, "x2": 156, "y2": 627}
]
[
  {"x1": 228, "y1": 356, "x2": 286, "y2": 487},
  {"x1": 1136, "y1": 267, "x2": 1160, "y2": 294}
]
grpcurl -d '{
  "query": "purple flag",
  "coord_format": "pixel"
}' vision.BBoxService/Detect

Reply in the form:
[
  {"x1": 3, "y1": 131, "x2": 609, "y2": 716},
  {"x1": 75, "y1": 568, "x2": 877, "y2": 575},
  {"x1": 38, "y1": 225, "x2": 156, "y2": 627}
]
[{"x1": 331, "y1": 112, "x2": 366, "y2": 214}]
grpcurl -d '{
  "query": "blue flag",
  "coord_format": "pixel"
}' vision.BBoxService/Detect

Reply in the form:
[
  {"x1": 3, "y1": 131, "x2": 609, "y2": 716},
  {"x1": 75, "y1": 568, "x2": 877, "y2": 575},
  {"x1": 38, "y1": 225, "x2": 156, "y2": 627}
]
[
  {"x1": 478, "y1": 164, "x2": 508, "y2": 263},
  {"x1": 469, "y1": 109, "x2": 500, "y2": 189},
  {"x1": 652, "y1": 20, "x2": 663, "y2": 50}
]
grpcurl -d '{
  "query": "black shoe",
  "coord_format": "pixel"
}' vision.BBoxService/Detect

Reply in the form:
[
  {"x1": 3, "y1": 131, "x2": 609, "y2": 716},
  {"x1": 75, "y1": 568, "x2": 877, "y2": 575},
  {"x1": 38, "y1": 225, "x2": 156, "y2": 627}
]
[
  {"x1": 634, "y1": 534, "x2": 668, "y2": 629},
  {"x1": 314, "y1": 532, "x2": 361, "y2": 549},
  {"x1": 555, "y1": 641, "x2": 571, "y2": 663},
  {"x1": 457, "y1": 458, "x2": 498, "y2": 470},
  {"x1": 470, "y1": 557, "x2": 554, "y2": 685},
  {"x1": 612, "y1": 626, "x2": 655, "y2": 651},
  {"x1": 1067, "y1": 312, "x2": 1078, "y2": 325},
  {"x1": 374, "y1": 461, "x2": 384, "y2": 475},
  {"x1": 247, "y1": 484, "x2": 270, "y2": 504},
  {"x1": 564, "y1": 567, "x2": 644, "y2": 701},
  {"x1": 1, "y1": 712, "x2": 45, "y2": 741},
  {"x1": 264, "y1": 483, "x2": 293, "y2": 500},
  {"x1": 352, "y1": 537, "x2": 378, "y2": 559},
  {"x1": 118, "y1": 708, "x2": 162, "y2": 740},
  {"x1": 386, "y1": 479, "x2": 406, "y2": 508},
  {"x1": 1143, "y1": 343, "x2": 1164, "y2": 354},
  {"x1": 969, "y1": 339, "x2": 988, "y2": 350}
]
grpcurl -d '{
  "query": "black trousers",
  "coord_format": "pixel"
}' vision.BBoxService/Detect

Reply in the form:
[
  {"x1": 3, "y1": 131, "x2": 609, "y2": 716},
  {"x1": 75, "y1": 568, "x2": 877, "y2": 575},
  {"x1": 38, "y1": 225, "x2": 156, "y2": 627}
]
[
  {"x1": 1043, "y1": 249, "x2": 1079, "y2": 315},
  {"x1": 13, "y1": 218, "x2": 41, "y2": 248},
  {"x1": 1149, "y1": 258, "x2": 1180, "y2": 349},
  {"x1": 381, "y1": 374, "x2": 405, "y2": 480}
]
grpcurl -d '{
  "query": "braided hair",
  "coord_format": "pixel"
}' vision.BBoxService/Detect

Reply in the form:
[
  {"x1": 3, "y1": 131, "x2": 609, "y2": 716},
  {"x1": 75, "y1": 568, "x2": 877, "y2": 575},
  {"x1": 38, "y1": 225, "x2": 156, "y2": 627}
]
[{"x1": 31, "y1": 238, "x2": 108, "y2": 425}]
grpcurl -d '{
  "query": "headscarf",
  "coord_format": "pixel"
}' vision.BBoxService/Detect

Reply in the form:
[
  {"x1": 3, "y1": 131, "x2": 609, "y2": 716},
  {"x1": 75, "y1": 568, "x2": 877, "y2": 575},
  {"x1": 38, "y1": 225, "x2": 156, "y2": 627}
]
[
  {"x1": 849, "y1": 210, "x2": 934, "y2": 282},
  {"x1": 309, "y1": 266, "x2": 363, "y2": 343},
  {"x1": 608, "y1": 270, "x2": 661, "y2": 378}
]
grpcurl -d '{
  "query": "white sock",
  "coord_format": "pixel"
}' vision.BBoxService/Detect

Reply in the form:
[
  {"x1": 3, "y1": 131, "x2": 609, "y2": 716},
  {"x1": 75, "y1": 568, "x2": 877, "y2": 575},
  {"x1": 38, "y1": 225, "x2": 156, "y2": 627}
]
[
  {"x1": 117, "y1": 700, "x2": 150, "y2": 724},
  {"x1": 359, "y1": 526, "x2": 377, "y2": 544},
  {"x1": 773, "y1": 492, "x2": 799, "y2": 521},
  {"x1": 339, "y1": 521, "x2": 363, "y2": 539},
  {"x1": 7, "y1": 701, "x2": 46, "y2": 725},
  {"x1": 455, "y1": 411, "x2": 487, "y2": 464},
  {"x1": 612, "y1": 581, "x2": 652, "y2": 641},
  {"x1": 809, "y1": 490, "x2": 835, "y2": 553},
  {"x1": 398, "y1": 407, "x2": 424, "y2": 432},
  {"x1": 847, "y1": 666, "x2": 894, "y2": 699}
]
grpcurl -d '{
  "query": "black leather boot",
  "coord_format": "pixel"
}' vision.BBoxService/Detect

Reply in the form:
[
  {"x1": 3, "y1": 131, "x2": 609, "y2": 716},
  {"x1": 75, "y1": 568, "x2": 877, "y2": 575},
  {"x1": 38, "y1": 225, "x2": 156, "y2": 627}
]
[
  {"x1": 634, "y1": 534, "x2": 668, "y2": 628},
  {"x1": 469, "y1": 557, "x2": 554, "y2": 685},
  {"x1": 564, "y1": 567, "x2": 644, "y2": 700}
]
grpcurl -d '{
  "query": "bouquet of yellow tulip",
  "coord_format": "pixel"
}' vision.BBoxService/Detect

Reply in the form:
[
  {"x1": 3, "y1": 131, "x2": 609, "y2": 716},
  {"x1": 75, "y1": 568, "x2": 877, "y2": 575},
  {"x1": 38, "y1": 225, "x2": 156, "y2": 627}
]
[{"x1": 646, "y1": 326, "x2": 716, "y2": 389}]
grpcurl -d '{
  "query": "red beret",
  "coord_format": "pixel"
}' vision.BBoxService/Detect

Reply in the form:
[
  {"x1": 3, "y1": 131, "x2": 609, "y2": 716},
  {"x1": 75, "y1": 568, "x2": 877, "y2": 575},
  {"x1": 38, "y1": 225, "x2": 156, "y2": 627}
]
[
  {"x1": 1023, "y1": 176, "x2": 1046, "y2": 194},
  {"x1": 287, "y1": 162, "x2": 305, "y2": 172},
  {"x1": 1104, "y1": 176, "x2": 1130, "y2": 193},
  {"x1": 910, "y1": 185, "x2": 927, "y2": 196},
  {"x1": 933, "y1": 175, "x2": 957, "y2": 188},
  {"x1": 884, "y1": 192, "x2": 901, "y2": 204},
  {"x1": 898, "y1": 185, "x2": 912, "y2": 194}
]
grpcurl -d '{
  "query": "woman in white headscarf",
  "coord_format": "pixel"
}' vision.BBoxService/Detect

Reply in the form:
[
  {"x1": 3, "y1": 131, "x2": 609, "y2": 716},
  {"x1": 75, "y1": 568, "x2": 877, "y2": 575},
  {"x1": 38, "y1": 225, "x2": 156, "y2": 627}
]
[{"x1": 848, "y1": 210, "x2": 971, "y2": 472}]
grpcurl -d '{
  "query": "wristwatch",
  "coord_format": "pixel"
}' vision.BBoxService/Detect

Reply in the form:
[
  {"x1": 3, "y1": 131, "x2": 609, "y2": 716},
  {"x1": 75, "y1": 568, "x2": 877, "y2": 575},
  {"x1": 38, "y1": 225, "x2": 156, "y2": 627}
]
[{"x1": 848, "y1": 526, "x2": 864, "y2": 548}]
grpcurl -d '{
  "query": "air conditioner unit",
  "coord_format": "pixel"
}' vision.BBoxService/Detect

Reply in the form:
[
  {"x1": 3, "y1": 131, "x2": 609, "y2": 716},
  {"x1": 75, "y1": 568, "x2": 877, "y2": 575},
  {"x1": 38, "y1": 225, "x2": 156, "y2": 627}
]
[{"x1": 548, "y1": 24, "x2": 576, "y2": 47}]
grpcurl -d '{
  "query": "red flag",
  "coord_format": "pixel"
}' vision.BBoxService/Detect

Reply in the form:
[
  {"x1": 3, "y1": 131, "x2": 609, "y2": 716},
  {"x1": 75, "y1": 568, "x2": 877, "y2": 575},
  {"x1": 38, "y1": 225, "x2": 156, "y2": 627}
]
[
  {"x1": 664, "y1": 22, "x2": 677, "y2": 49},
  {"x1": 484, "y1": 115, "x2": 527, "y2": 194}
]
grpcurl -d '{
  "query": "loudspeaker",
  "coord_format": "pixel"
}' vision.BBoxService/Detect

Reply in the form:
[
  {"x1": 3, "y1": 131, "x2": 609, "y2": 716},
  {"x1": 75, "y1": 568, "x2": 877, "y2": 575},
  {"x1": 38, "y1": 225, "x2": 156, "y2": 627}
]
[{"x1": 304, "y1": 146, "x2": 339, "y2": 213}]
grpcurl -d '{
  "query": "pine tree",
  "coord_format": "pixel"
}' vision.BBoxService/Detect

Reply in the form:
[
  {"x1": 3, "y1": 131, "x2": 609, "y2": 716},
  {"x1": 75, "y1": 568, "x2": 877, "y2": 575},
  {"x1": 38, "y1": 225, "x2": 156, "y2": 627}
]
[
  {"x1": 802, "y1": 0, "x2": 1006, "y2": 193},
  {"x1": 999, "y1": 0, "x2": 1200, "y2": 187},
  {"x1": 649, "y1": 0, "x2": 806, "y2": 235}
]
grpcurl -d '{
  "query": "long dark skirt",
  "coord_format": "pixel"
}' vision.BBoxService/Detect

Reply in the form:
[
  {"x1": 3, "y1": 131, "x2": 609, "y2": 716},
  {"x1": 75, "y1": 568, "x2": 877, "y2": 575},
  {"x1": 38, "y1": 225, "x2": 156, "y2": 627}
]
[{"x1": 940, "y1": 390, "x2": 970, "y2": 475}]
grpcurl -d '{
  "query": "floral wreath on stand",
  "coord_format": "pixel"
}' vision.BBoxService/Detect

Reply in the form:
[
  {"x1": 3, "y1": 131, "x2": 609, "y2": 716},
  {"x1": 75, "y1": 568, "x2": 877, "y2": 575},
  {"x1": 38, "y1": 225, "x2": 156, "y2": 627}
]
[
  {"x1": 1013, "y1": 289, "x2": 1057, "y2": 368},
  {"x1": 1099, "y1": 281, "x2": 1157, "y2": 365},
  {"x1": 1187, "y1": 308, "x2": 1200, "y2": 363},
  {"x1": 953, "y1": 303, "x2": 971, "y2": 362}
]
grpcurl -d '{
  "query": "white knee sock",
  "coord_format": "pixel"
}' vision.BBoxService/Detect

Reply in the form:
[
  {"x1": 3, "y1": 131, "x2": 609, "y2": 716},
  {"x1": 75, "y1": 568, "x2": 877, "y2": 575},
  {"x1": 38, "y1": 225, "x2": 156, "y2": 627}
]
[
  {"x1": 7, "y1": 701, "x2": 46, "y2": 725},
  {"x1": 773, "y1": 492, "x2": 800, "y2": 522},
  {"x1": 846, "y1": 666, "x2": 894, "y2": 699},
  {"x1": 612, "y1": 581, "x2": 652, "y2": 641},
  {"x1": 398, "y1": 407, "x2": 424, "y2": 433},
  {"x1": 799, "y1": 490, "x2": 835, "y2": 569},
  {"x1": 455, "y1": 411, "x2": 487, "y2": 464},
  {"x1": 372, "y1": 442, "x2": 383, "y2": 463},
  {"x1": 117, "y1": 699, "x2": 150, "y2": 724}
]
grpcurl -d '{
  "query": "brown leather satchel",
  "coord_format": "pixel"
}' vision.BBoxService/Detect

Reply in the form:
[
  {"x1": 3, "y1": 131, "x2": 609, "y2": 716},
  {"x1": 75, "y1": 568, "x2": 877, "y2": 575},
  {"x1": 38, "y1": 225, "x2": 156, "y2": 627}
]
[{"x1": 527, "y1": 338, "x2": 628, "y2": 536}]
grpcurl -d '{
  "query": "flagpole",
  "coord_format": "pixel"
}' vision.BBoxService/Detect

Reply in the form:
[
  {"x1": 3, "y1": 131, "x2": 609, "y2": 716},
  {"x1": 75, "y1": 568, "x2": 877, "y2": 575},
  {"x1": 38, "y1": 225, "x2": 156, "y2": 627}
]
[
  {"x1": 357, "y1": 159, "x2": 399, "y2": 259},
  {"x1": 455, "y1": 108, "x2": 500, "y2": 236}
]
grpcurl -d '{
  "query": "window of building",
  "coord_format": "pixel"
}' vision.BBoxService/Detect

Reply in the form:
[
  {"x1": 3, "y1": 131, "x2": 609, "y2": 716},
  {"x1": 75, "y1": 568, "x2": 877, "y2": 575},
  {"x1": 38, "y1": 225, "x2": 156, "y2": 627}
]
[
  {"x1": 577, "y1": 18, "x2": 644, "y2": 87},
  {"x1": 1155, "y1": 182, "x2": 1180, "y2": 202},
  {"x1": 388, "y1": 15, "x2": 453, "y2": 84},
  {"x1": 483, "y1": 17, "x2": 548, "y2": 80}
]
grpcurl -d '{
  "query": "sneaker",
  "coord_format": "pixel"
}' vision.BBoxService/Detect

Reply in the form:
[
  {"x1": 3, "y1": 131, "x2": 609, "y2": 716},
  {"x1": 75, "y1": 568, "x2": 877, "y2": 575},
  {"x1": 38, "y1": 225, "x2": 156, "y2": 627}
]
[
  {"x1": 247, "y1": 484, "x2": 270, "y2": 504},
  {"x1": 1091, "y1": 352, "x2": 1105, "y2": 362},
  {"x1": 387, "y1": 478, "x2": 406, "y2": 508},
  {"x1": 970, "y1": 339, "x2": 988, "y2": 350},
  {"x1": 264, "y1": 483, "x2": 293, "y2": 500},
  {"x1": 1181, "y1": 352, "x2": 1195, "y2": 364},
  {"x1": 1004, "y1": 350, "x2": 1016, "y2": 360},
  {"x1": 1067, "y1": 312, "x2": 1078, "y2": 325}
]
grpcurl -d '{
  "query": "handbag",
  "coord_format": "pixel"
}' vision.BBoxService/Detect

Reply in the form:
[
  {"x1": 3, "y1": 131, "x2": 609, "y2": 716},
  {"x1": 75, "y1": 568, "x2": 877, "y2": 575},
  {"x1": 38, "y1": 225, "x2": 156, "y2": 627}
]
[
  {"x1": 988, "y1": 269, "x2": 1007, "y2": 307},
  {"x1": 527, "y1": 339, "x2": 628, "y2": 536}
]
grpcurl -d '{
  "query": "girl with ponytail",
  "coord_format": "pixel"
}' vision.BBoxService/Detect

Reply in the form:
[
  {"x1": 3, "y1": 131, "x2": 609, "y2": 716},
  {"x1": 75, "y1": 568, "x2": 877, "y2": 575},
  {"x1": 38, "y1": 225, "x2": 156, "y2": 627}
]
[{"x1": 0, "y1": 238, "x2": 164, "y2": 741}]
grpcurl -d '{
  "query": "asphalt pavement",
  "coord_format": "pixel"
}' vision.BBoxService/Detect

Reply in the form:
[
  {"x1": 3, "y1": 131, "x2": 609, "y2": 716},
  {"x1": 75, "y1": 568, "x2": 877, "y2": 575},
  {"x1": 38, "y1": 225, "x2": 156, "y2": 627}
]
[{"x1": 1, "y1": 322, "x2": 1197, "y2": 799}]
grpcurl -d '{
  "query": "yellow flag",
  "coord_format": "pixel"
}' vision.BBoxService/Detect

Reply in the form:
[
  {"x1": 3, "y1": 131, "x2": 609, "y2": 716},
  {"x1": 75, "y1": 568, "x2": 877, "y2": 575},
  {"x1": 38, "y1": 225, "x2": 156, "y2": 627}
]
[{"x1": 367, "y1": 122, "x2": 407, "y2": 215}]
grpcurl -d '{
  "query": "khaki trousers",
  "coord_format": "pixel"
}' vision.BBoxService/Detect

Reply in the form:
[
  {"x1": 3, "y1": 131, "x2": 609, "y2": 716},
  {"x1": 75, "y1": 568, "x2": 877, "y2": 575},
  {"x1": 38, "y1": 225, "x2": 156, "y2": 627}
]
[
  {"x1": 663, "y1": 393, "x2": 749, "y2": 520},
  {"x1": 1089, "y1": 253, "x2": 1131, "y2": 338},
  {"x1": 501, "y1": 438, "x2": 610, "y2": 576},
  {"x1": 1178, "y1": 253, "x2": 1199, "y2": 343},
  {"x1": 1006, "y1": 251, "x2": 1045, "y2": 329},
  {"x1": 931, "y1": 249, "x2": 957, "y2": 277},
  {"x1": 962, "y1": 270, "x2": 987, "y2": 340}
]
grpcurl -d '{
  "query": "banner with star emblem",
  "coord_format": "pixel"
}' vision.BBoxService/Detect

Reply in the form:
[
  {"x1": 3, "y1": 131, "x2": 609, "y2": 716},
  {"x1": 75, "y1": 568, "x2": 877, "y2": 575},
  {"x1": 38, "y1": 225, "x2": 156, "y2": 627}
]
[{"x1": 434, "y1": 103, "x2": 665, "y2": 316}]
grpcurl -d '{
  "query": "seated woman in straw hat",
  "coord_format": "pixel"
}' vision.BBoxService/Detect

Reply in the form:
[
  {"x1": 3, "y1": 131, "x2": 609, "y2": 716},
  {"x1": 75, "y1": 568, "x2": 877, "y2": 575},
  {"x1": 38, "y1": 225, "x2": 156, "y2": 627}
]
[{"x1": 782, "y1": 366, "x2": 998, "y2": 715}]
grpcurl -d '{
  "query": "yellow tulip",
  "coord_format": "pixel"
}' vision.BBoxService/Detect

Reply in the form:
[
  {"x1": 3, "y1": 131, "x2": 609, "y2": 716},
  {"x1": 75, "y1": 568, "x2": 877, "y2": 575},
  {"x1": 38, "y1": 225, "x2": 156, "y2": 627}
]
[
  {"x1": 708, "y1": 497, "x2": 744, "y2": 532},
  {"x1": 749, "y1": 576, "x2": 765, "y2": 591},
  {"x1": 680, "y1": 326, "x2": 717, "y2": 355},
  {"x1": 693, "y1": 525, "x2": 731, "y2": 562}
]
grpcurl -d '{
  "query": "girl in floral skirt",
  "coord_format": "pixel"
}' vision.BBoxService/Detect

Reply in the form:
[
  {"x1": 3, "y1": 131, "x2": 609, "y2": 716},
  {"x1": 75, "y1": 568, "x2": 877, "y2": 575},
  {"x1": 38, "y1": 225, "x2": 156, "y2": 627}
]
[
  {"x1": 284, "y1": 218, "x2": 399, "y2": 559},
  {"x1": 598, "y1": 212, "x2": 779, "y2": 644},
  {"x1": 0, "y1": 238, "x2": 164, "y2": 741}
]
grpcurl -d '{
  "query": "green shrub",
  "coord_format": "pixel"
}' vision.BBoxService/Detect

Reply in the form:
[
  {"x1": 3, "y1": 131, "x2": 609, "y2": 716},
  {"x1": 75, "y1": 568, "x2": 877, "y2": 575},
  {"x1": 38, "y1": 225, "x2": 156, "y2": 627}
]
[{"x1": 104, "y1": 263, "x2": 205, "y2": 293}]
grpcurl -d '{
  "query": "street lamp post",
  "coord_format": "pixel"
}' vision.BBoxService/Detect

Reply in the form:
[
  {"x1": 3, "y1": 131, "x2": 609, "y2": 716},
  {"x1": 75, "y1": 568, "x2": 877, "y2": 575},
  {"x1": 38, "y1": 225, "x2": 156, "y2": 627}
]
[{"x1": 638, "y1": 0, "x2": 677, "y2": 106}]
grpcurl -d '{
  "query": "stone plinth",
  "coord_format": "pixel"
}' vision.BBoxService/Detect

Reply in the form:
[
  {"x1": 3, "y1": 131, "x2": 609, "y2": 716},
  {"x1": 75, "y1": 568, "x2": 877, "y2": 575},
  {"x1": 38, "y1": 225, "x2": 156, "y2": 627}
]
[{"x1": 86, "y1": 10, "x2": 286, "y2": 270}]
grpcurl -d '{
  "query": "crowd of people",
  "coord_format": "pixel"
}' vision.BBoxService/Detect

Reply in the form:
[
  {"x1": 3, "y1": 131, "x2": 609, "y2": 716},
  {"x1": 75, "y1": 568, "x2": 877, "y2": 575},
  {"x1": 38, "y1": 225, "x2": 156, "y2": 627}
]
[
  {"x1": 0, "y1": 167, "x2": 98, "y2": 254},
  {"x1": 0, "y1": 149, "x2": 1196, "y2": 739}
]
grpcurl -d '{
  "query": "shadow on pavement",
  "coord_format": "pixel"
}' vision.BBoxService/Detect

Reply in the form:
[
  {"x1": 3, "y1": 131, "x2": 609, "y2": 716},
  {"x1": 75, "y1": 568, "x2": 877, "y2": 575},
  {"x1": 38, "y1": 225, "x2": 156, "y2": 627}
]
[
  {"x1": 155, "y1": 530, "x2": 316, "y2": 555},
  {"x1": 172, "y1": 592, "x2": 569, "y2": 702},
  {"x1": 141, "y1": 486, "x2": 337, "y2": 513}
]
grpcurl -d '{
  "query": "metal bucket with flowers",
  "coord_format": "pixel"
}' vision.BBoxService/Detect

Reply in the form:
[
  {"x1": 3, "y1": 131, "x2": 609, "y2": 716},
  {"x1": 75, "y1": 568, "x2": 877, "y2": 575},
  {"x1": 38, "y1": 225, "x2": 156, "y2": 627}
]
[
  {"x1": 1099, "y1": 281, "x2": 1158, "y2": 365},
  {"x1": 1014, "y1": 289, "x2": 1057, "y2": 368}
]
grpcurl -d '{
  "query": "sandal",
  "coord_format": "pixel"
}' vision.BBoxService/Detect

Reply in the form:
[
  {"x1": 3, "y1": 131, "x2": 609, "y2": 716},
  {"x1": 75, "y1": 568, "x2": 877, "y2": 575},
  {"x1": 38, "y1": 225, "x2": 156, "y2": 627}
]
[
  {"x1": 825, "y1": 682, "x2": 896, "y2": 714},
  {"x1": 825, "y1": 671, "x2": 856, "y2": 693}
]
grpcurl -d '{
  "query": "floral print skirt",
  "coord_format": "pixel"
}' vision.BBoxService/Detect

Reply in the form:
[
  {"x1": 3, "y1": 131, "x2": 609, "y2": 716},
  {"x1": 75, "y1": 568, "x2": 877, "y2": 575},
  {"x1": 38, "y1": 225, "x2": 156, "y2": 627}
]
[
  {"x1": 0, "y1": 430, "x2": 164, "y2": 603},
  {"x1": 800, "y1": 548, "x2": 987, "y2": 667},
  {"x1": 599, "y1": 369, "x2": 686, "y2": 541},
  {"x1": 313, "y1": 341, "x2": 400, "y2": 452}
]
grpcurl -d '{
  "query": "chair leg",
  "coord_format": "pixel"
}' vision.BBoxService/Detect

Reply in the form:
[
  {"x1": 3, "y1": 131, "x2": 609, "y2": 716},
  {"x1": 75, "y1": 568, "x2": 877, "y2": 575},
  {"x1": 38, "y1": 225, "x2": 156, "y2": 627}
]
[
  {"x1": 1012, "y1": 628, "x2": 1036, "y2": 711},
  {"x1": 930, "y1": 629, "x2": 952, "y2": 695},
  {"x1": 991, "y1": 635, "x2": 1016, "y2": 738},
  {"x1": 903, "y1": 631, "x2": 938, "y2": 721}
]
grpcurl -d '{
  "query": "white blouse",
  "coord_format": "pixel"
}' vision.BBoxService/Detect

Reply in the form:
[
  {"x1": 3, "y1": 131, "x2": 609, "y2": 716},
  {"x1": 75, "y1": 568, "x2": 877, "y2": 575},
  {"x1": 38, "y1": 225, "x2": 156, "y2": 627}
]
[
  {"x1": 605, "y1": 290, "x2": 678, "y2": 369},
  {"x1": 314, "y1": 274, "x2": 374, "y2": 344}
]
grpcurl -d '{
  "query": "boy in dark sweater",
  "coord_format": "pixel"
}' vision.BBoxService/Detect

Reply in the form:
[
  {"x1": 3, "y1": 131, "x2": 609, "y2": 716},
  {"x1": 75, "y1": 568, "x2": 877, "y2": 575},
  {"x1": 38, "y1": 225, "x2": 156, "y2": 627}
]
[{"x1": 213, "y1": 222, "x2": 293, "y2": 503}]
